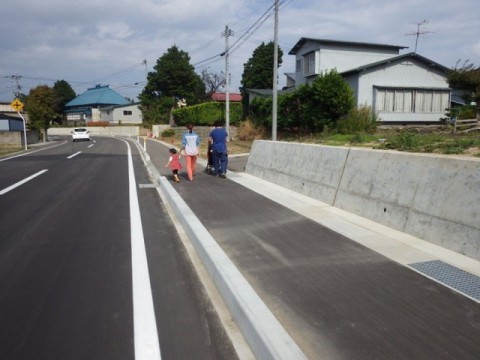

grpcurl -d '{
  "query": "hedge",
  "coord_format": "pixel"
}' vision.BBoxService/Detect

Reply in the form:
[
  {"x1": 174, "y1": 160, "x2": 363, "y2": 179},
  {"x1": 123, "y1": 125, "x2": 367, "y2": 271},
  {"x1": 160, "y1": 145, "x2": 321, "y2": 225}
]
[{"x1": 172, "y1": 101, "x2": 242, "y2": 126}]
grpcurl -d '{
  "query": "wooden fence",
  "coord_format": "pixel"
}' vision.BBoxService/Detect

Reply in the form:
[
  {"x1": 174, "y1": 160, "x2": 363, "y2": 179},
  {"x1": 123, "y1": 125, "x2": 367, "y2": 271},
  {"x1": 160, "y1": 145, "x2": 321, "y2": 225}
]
[{"x1": 453, "y1": 117, "x2": 480, "y2": 133}]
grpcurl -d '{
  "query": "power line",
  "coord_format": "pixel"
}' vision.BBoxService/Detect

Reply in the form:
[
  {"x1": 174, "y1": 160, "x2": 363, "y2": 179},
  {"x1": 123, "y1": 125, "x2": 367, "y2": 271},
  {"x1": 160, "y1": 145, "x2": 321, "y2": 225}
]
[
  {"x1": 88, "y1": 62, "x2": 143, "y2": 83},
  {"x1": 193, "y1": 0, "x2": 288, "y2": 68},
  {"x1": 228, "y1": 2, "x2": 277, "y2": 55}
]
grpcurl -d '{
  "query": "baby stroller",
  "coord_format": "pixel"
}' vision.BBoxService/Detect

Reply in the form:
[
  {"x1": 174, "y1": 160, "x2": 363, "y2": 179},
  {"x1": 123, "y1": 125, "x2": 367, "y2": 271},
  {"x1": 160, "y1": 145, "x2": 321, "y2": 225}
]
[{"x1": 205, "y1": 142, "x2": 216, "y2": 175}]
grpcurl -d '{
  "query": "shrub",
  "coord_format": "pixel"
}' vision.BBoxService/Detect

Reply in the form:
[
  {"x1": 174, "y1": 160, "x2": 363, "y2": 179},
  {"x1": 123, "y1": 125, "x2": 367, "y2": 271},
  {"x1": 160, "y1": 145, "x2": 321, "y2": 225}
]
[
  {"x1": 337, "y1": 105, "x2": 378, "y2": 134},
  {"x1": 457, "y1": 105, "x2": 477, "y2": 119},
  {"x1": 249, "y1": 97, "x2": 272, "y2": 128},
  {"x1": 173, "y1": 102, "x2": 242, "y2": 126},
  {"x1": 248, "y1": 70, "x2": 355, "y2": 133},
  {"x1": 161, "y1": 128, "x2": 175, "y2": 137},
  {"x1": 237, "y1": 119, "x2": 265, "y2": 140},
  {"x1": 382, "y1": 132, "x2": 419, "y2": 151},
  {"x1": 299, "y1": 70, "x2": 355, "y2": 132}
]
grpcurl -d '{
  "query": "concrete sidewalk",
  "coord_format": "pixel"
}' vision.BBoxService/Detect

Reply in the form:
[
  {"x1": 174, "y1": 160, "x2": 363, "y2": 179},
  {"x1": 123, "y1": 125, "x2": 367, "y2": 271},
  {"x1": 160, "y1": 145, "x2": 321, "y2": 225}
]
[{"x1": 142, "y1": 137, "x2": 480, "y2": 360}]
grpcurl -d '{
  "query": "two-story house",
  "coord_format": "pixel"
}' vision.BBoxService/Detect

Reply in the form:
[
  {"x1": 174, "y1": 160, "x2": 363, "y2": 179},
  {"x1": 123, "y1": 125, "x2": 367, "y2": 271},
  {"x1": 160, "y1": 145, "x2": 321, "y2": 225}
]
[{"x1": 288, "y1": 37, "x2": 452, "y2": 124}]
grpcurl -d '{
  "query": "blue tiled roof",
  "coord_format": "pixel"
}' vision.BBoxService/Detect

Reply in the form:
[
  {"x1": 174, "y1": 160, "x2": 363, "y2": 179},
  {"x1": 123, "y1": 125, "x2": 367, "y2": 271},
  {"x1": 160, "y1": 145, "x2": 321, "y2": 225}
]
[{"x1": 66, "y1": 85, "x2": 129, "y2": 107}]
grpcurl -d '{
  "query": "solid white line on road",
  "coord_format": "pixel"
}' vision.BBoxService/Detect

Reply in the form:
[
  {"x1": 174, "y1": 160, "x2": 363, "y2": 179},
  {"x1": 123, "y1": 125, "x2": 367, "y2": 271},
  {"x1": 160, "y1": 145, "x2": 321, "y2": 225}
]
[
  {"x1": 88, "y1": 144, "x2": 94, "y2": 148},
  {"x1": 67, "y1": 151, "x2": 82, "y2": 159},
  {"x1": 0, "y1": 140, "x2": 68, "y2": 162},
  {"x1": 123, "y1": 139, "x2": 162, "y2": 360},
  {"x1": 0, "y1": 169, "x2": 48, "y2": 195}
]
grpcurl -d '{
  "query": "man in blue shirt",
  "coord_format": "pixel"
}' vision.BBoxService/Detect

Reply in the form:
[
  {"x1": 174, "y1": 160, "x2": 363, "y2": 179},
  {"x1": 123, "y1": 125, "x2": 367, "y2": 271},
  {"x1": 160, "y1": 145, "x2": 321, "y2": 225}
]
[{"x1": 208, "y1": 120, "x2": 228, "y2": 178}]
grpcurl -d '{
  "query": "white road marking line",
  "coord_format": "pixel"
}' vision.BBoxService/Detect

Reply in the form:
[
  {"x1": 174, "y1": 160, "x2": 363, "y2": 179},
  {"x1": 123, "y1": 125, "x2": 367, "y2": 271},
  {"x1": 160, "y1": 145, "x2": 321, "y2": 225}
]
[
  {"x1": 88, "y1": 144, "x2": 94, "y2": 148},
  {"x1": 0, "y1": 169, "x2": 48, "y2": 195},
  {"x1": 0, "y1": 140, "x2": 68, "y2": 162},
  {"x1": 124, "y1": 140, "x2": 162, "y2": 360},
  {"x1": 67, "y1": 151, "x2": 82, "y2": 159}
]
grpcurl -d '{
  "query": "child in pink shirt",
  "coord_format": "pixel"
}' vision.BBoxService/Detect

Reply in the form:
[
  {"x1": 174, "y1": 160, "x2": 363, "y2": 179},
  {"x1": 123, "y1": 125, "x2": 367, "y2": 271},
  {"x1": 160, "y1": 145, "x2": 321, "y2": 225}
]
[{"x1": 165, "y1": 148, "x2": 182, "y2": 183}]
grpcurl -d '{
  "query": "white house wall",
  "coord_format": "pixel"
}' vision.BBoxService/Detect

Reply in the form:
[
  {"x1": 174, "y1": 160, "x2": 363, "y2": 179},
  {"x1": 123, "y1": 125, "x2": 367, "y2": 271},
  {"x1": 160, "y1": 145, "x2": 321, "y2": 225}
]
[
  {"x1": 99, "y1": 104, "x2": 142, "y2": 124},
  {"x1": 318, "y1": 44, "x2": 399, "y2": 74},
  {"x1": 91, "y1": 108, "x2": 101, "y2": 122},
  {"x1": 102, "y1": 110, "x2": 114, "y2": 122},
  {"x1": 351, "y1": 59, "x2": 450, "y2": 123},
  {"x1": 294, "y1": 40, "x2": 401, "y2": 87},
  {"x1": 113, "y1": 105, "x2": 142, "y2": 124}
]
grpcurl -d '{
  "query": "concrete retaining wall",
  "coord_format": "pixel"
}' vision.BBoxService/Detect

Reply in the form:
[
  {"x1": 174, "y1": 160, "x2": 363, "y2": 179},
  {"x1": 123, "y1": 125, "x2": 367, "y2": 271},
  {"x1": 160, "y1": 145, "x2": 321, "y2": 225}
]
[
  {"x1": 246, "y1": 140, "x2": 480, "y2": 260},
  {"x1": 0, "y1": 130, "x2": 40, "y2": 146}
]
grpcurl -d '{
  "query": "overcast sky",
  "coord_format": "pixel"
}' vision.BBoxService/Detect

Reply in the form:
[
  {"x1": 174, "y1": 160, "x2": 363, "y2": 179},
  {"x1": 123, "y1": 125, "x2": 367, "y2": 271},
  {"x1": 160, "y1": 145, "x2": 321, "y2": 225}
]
[{"x1": 1, "y1": 0, "x2": 479, "y2": 102}]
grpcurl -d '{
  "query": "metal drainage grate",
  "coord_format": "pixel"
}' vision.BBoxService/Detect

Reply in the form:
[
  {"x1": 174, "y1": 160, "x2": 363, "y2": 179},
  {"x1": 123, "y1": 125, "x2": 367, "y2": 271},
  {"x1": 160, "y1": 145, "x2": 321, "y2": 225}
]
[{"x1": 409, "y1": 260, "x2": 480, "y2": 302}]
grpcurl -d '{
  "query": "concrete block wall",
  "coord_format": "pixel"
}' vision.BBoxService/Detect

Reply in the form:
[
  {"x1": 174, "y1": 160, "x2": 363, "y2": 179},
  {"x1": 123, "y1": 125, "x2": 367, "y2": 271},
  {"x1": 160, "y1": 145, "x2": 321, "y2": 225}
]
[
  {"x1": 0, "y1": 130, "x2": 40, "y2": 146},
  {"x1": 246, "y1": 140, "x2": 480, "y2": 261}
]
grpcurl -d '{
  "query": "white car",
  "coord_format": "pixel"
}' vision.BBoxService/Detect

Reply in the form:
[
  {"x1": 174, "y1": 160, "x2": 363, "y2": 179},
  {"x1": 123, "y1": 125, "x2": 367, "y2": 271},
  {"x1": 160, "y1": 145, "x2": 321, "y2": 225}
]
[{"x1": 71, "y1": 128, "x2": 90, "y2": 142}]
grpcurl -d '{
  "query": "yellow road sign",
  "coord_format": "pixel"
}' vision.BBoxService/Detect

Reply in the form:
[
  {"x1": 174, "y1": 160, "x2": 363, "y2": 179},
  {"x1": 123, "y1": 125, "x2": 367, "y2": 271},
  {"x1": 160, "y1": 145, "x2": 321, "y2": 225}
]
[{"x1": 10, "y1": 99, "x2": 24, "y2": 111}]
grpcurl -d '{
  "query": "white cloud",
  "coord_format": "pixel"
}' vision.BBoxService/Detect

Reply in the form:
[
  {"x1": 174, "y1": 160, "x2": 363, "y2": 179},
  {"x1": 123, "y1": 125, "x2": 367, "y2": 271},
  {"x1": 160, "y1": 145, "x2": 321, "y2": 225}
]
[{"x1": 0, "y1": 0, "x2": 479, "y2": 101}]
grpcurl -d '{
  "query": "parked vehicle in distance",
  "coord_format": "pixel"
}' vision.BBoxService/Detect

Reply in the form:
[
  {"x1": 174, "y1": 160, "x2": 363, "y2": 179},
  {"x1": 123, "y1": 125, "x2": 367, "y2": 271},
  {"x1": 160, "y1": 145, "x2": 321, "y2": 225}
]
[{"x1": 71, "y1": 128, "x2": 90, "y2": 142}]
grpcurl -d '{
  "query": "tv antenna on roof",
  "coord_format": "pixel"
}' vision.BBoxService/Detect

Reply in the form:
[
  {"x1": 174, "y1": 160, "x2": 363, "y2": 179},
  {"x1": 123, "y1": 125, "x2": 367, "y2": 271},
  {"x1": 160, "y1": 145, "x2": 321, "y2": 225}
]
[{"x1": 405, "y1": 20, "x2": 433, "y2": 53}]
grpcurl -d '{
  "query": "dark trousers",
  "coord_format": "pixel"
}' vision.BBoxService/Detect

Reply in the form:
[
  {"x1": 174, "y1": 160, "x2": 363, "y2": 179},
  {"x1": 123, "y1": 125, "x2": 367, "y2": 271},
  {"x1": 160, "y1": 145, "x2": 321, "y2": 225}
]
[{"x1": 212, "y1": 150, "x2": 228, "y2": 175}]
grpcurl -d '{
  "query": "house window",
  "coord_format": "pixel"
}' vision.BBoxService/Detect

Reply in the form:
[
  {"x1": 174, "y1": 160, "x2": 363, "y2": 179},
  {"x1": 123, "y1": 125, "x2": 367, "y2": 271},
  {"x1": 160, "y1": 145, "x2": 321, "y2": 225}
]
[
  {"x1": 123, "y1": 110, "x2": 132, "y2": 116},
  {"x1": 303, "y1": 52, "x2": 315, "y2": 76},
  {"x1": 296, "y1": 59, "x2": 302, "y2": 72},
  {"x1": 67, "y1": 113, "x2": 82, "y2": 120},
  {"x1": 375, "y1": 88, "x2": 449, "y2": 113}
]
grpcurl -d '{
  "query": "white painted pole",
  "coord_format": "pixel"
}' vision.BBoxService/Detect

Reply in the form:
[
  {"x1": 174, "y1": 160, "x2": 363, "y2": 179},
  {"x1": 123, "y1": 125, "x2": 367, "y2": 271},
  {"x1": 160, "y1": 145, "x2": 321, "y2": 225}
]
[
  {"x1": 18, "y1": 111, "x2": 27, "y2": 150},
  {"x1": 272, "y1": 0, "x2": 279, "y2": 141},
  {"x1": 224, "y1": 25, "x2": 231, "y2": 141}
]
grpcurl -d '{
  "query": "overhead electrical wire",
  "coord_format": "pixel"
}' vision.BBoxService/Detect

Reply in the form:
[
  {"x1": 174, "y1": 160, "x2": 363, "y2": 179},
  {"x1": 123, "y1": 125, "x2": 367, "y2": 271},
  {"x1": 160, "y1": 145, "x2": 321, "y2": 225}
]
[{"x1": 193, "y1": 0, "x2": 290, "y2": 69}]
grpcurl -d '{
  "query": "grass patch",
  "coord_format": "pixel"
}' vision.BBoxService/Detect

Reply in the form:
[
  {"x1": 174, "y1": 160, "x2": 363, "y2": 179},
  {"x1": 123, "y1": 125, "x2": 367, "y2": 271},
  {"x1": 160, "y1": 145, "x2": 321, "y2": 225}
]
[
  {"x1": 0, "y1": 146, "x2": 23, "y2": 157},
  {"x1": 274, "y1": 128, "x2": 480, "y2": 157}
]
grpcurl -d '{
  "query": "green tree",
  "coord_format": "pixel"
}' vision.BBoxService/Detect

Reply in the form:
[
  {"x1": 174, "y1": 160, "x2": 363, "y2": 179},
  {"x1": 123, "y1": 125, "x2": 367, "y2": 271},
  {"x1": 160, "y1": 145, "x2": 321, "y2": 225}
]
[
  {"x1": 298, "y1": 70, "x2": 355, "y2": 132},
  {"x1": 140, "y1": 45, "x2": 205, "y2": 125},
  {"x1": 52, "y1": 80, "x2": 76, "y2": 124},
  {"x1": 241, "y1": 41, "x2": 283, "y2": 116},
  {"x1": 249, "y1": 70, "x2": 355, "y2": 133},
  {"x1": 447, "y1": 60, "x2": 480, "y2": 115},
  {"x1": 25, "y1": 85, "x2": 57, "y2": 142}
]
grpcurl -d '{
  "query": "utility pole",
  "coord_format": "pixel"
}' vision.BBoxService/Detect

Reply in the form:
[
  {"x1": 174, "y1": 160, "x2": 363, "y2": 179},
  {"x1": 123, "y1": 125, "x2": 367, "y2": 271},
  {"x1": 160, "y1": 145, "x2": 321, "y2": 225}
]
[
  {"x1": 222, "y1": 25, "x2": 234, "y2": 141},
  {"x1": 272, "y1": 0, "x2": 279, "y2": 141},
  {"x1": 405, "y1": 20, "x2": 432, "y2": 53},
  {"x1": 11, "y1": 74, "x2": 22, "y2": 98}
]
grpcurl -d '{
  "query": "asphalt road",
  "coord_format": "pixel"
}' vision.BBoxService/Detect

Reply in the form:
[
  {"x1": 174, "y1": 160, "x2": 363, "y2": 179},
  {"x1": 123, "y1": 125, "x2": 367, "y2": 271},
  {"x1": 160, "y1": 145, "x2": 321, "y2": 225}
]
[{"x1": 0, "y1": 137, "x2": 238, "y2": 360}]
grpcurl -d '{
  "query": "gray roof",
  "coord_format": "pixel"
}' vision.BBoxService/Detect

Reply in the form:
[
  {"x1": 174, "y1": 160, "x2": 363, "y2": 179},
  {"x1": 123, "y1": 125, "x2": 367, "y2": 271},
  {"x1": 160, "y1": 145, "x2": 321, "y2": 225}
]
[
  {"x1": 66, "y1": 85, "x2": 129, "y2": 108},
  {"x1": 340, "y1": 52, "x2": 451, "y2": 76},
  {"x1": 289, "y1": 37, "x2": 408, "y2": 55},
  {"x1": 244, "y1": 88, "x2": 294, "y2": 96}
]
